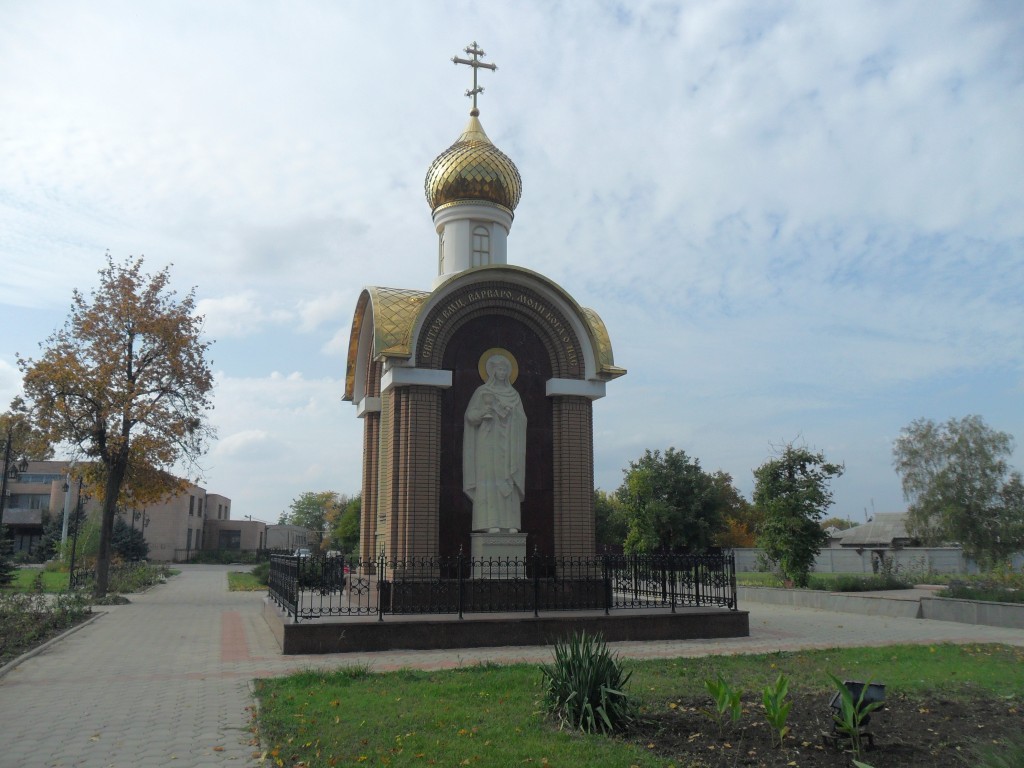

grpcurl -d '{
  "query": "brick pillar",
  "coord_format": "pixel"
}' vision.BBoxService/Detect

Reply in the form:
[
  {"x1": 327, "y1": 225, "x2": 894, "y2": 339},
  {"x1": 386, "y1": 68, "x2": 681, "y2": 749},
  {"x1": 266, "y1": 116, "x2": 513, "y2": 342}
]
[
  {"x1": 552, "y1": 395, "x2": 595, "y2": 558},
  {"x1": 391, "y1": 385, "x2": 442, "y2": 562},
  {"x1": 358, "y1": 410, "x2": 379, "y2": 564},
  {"x1": 376, "y1": 389, "x2": 397, "y2": 559},
  {"x1": 359, "y1": 360, "x2": 382, "y2": 565}
]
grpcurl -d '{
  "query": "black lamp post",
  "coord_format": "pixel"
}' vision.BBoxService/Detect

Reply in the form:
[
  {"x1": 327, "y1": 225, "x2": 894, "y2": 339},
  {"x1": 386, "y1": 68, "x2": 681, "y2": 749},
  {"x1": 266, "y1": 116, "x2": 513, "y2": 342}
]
[{"x1": 68, "y1": 478, "x2": 85, "y2": 587}]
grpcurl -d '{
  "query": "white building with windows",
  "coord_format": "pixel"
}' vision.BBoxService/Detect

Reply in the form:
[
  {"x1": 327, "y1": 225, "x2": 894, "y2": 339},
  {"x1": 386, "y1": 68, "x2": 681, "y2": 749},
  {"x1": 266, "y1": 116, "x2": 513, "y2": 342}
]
[{"x1": 0, "y1": 459, "x2": 249, "y2": 561}]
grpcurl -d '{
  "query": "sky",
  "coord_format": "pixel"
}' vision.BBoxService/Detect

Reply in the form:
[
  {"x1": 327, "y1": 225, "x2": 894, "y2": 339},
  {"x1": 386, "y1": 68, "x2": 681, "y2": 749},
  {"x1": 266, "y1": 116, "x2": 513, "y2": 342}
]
[{"x1": 1, "y1": 1, "x2": 1022, "y2": 525}]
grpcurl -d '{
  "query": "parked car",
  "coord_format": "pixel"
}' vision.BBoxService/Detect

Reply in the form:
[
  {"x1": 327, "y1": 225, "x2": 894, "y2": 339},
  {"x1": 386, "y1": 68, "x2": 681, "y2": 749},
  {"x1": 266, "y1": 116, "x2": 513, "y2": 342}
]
[{"x1": 293, "y1": 547, "x2": 312, "y2": 558}]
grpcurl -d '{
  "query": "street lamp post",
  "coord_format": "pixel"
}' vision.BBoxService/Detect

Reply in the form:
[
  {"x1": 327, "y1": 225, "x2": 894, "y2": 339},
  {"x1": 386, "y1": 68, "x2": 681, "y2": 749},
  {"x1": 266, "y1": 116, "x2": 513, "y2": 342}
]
[{"x1": 68, "y1": 478, "x2": 85, "y2": 586}]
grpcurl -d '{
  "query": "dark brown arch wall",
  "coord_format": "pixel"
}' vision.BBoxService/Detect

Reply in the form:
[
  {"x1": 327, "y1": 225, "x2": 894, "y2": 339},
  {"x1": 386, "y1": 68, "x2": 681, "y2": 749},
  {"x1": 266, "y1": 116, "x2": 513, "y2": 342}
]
[{"x1": 417, "y1": 280, "x2": 585, "y2": 380}]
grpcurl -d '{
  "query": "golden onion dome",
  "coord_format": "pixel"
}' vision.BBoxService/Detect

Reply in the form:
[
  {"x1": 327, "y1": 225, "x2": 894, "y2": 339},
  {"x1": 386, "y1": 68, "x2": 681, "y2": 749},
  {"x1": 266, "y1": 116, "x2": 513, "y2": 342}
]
[{"x1": 425, "y1": 113, "x2": 522, "y2": 212}]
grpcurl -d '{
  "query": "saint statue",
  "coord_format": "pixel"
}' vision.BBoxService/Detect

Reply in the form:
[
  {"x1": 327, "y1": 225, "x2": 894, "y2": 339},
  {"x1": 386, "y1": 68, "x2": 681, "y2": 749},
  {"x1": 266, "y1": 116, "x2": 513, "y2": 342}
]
[{"x1": 463, "y1": 354, "x2": 527, "y2": 532}]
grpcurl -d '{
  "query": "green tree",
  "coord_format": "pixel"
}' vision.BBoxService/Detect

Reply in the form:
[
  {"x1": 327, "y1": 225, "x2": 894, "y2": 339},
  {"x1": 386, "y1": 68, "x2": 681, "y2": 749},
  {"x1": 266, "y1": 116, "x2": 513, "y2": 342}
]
[
  {"x1": 893, "y1": 415, "x2": 1024, "y2": 566},
  {"x1": 19, "y1": 256, "x2": 214, "y2": 597},
  {"x1": 616, "y1": 448, "x2": 726, "y2": 553},
  {"x1": 708, "y1": 470, "x2": 759, "y2": 548},
  {"x1": 754, "y1": 444, "x2": 844, "y2": 587},
  {"x1": 594, "y1": 489, "x2": 628, "y2": 549},
  {"x1": 281, "y1": 491, "x2": 339, "y2": 550},
  {"x1": 327, "y1": 494, "x2": 361, "y2": 555}
]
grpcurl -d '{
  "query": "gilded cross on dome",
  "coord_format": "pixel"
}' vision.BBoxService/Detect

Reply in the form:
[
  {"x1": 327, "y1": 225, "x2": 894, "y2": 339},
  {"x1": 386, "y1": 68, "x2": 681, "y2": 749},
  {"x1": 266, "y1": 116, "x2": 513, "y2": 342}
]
[{"x1": 452, "y1": 41, "x2": 497, "y2": 116}]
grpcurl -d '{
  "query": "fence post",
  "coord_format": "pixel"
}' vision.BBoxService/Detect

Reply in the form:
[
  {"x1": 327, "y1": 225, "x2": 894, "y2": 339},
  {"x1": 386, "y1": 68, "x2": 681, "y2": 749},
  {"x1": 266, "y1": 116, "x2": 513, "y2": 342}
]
[
  {"x1": 669, "y1": 555, "x2": 676, "y2": 614},
  {"x1": 457, "y1": 546, "x2": 465, "y2": 620},
  {"x1": 602, "y1": 553, "x2": 610, "y2": 616},
  {"x1": 693, "y1": 558, "x2": 701, "y2": 607},
  {"x1": 532, "y1": 547, "x2": 540, "y2": 618},
  {"x1": 377, "y1": 550, "x2": 386, "y2": 622},
  {"x1": 729, "y1": 552, "x2": 738, "y2": 609}
]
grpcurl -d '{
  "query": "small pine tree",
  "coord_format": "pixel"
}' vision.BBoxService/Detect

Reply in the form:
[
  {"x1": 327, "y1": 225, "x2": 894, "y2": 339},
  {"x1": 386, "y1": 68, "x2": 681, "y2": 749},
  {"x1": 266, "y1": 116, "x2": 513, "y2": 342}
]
[
  {"x1": 0, "y1": 525, "x2": 16, "y2": 586},
  {"x1": 111, "y1": 516, "x2": 149, "y2": 561}
]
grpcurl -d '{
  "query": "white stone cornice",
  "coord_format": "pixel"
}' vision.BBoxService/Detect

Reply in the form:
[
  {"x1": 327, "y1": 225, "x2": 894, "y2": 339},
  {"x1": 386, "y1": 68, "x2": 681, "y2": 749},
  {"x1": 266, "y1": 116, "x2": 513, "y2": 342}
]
[
  {"x1": 356, "y1": 396, "x2": 382, "y2": 417},
  {"x1": 545, "y1": 378, "x2": 606, "y2": 400},
  {"x1": 381, "y1": 367, "x2": 453, "y2": 393}
]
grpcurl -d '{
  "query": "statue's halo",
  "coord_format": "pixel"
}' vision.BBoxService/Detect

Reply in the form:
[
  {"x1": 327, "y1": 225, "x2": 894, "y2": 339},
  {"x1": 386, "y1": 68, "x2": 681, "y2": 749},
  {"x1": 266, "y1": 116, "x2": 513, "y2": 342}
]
[{"x1": 477, "y1": 347, "x2": 519, "y2": 384}]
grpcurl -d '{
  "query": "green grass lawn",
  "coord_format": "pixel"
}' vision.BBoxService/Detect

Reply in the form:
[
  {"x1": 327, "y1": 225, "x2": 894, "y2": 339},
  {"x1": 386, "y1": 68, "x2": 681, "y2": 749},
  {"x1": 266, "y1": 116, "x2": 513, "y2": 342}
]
[
  {"x1": 4, "y1": 564, "x2": 180, "y2": 595},
  {"x1": 227, "y1": 571, "x2": 266, "y2": 591},
  {"x1": 3, "y1": 569, "x2": 70, "y2": 593},
  {"x1": 254, "y1": 643, "x2": 1024, "y2": 768}
]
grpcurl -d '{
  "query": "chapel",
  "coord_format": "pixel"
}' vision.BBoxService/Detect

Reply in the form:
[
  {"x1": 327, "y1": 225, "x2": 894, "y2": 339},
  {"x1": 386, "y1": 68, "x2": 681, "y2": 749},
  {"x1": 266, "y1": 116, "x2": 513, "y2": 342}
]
[{"x1": 343, "y1": 43, "x2": 625, "y2": 566}]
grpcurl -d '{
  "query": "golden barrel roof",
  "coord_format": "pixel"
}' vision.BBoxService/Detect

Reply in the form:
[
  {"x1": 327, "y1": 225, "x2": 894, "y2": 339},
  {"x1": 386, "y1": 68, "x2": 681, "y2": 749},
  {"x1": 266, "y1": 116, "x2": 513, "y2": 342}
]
[{"x1": 424, "y1": 114, "x2": 522, "y2": 212}]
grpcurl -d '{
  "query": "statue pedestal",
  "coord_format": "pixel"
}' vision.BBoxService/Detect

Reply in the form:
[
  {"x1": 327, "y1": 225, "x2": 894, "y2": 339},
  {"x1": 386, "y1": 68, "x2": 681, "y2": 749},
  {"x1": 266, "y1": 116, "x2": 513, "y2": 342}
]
[{"x1": 470, "y1": 531, "x2": 528, "y2": 579}]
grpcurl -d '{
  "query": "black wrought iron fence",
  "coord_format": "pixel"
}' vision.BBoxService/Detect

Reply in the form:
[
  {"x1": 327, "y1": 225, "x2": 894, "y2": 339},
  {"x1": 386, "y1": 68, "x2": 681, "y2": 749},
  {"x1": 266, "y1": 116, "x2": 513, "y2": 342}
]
[{"x1": 268, "y1": 550, "x2": 737, "y2": 623}]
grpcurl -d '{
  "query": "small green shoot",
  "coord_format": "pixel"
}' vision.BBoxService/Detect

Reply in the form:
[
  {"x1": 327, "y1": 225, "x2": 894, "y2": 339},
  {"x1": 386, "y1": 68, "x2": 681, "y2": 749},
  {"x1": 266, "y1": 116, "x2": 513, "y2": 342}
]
[
  {"x1": 703, "y1": 673, "x2": 743, "y2": 735},
  {"x1": 761, "y1": 673, "x2": 791, "y2": 747},
  {"x1": 827, "y1": 673, "x2": 885, "y2": 759}
]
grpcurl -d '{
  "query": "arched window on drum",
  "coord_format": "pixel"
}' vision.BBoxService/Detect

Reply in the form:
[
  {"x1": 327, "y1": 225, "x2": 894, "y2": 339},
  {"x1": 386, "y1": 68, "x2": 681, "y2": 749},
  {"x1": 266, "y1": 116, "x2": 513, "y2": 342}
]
[{"x1": 472, "y1": 225, "x2": 490, "y2": 266}]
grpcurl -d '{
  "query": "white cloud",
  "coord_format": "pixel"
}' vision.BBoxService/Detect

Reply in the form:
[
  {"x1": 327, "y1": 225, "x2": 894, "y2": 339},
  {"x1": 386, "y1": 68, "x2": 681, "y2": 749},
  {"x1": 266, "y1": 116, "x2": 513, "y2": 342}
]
[
  {"x1": 0, "y1": 359, "x2": 23, "y2": 406},
  {"x1": 213, "y1": 429, "x2": 278, "y2": 461},
  {"x1": 196, "y1": 292, "x2": 292, "y2": 339}
]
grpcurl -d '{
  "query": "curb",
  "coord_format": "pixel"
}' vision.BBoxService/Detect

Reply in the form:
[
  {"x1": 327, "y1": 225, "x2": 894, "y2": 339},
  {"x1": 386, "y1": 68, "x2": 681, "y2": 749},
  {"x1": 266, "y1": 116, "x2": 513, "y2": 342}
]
[{"x1": 0, "y1": 610, "x2": 106, "y2": 679}]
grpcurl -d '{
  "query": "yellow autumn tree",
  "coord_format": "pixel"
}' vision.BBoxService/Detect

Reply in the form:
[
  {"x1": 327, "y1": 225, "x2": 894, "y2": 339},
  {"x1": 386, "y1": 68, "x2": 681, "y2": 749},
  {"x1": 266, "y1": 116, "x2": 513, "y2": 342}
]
[{"x1": 19, "y1": 255, "x2": 214, "y2": 596}]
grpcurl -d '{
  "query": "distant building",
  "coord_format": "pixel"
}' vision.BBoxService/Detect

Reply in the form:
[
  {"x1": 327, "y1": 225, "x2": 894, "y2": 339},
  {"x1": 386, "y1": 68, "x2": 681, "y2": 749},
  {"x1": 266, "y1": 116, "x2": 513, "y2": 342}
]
[
  {"x1": 265, "y1": 524, "x2": 316, "y2": 552},
  {"x1": 833, "y1": 512, "x2": 916, "y2": 550},
  {"x1": 1, "y1": 460, "x2": 75, "y2": 555},
  {"x1": 822, "y1": 525, "x2": 846, "y2": 547},
  {"x1": 0, "y1": 460, "x2": 256, "y2": 561}
]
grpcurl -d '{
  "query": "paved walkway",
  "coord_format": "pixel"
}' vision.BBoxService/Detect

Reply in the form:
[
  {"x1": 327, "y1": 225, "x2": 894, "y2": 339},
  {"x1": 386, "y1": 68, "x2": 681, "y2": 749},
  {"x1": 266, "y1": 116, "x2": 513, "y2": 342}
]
[{"x1": 1, "y1": 565, "x2": 1022, "y2": 768}]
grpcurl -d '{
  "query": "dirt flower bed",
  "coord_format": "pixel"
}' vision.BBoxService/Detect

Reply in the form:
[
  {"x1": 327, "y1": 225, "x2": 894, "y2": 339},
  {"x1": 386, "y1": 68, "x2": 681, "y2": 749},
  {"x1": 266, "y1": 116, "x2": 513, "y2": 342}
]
[{"x1": 627, "y1": 691, "x2": 1020, "y2": 767}]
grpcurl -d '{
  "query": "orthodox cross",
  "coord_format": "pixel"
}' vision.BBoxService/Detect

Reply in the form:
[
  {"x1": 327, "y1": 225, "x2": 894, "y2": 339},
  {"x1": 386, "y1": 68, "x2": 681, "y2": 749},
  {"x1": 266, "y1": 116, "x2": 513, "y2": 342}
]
[{"x1": 452, "y1": 41, "x2": 497, "y2": 115}]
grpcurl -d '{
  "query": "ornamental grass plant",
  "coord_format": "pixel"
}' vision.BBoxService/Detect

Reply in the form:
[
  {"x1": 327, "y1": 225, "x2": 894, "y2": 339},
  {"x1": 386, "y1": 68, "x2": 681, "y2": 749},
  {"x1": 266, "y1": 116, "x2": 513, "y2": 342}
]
[{"x1": 539, "y1": 631, "x2": 638, "y2": 734}]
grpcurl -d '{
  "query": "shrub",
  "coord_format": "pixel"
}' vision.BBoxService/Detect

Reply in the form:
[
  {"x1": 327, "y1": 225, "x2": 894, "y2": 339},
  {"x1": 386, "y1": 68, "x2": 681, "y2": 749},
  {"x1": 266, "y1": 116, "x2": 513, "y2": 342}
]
[
  {"x1": 941, "y1": 581, "x2": 1024, "y2": 603},
  {"x1": 251, "y1": 561, "x2": 270, "y2": 585},
  {"x1": 539, "y1": 631, "x2": 638, "y2": 734},
  {"x1": 0, "y1": 589, "x2": 91, "y2": 664},
  {"x1": 0, "y1": 526, "x2": 15, "y2": 587},
  {"x1": 809, "y1": 574, "x2": 912, "y2": 592},
  {"x1": 104, "y1": 563, "x2": 171, "y2": 594}
]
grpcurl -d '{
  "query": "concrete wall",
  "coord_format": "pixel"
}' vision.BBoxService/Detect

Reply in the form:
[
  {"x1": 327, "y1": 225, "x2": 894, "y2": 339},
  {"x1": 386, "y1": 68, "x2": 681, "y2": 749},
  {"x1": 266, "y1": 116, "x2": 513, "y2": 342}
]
[
  {"x1": 737, "y1": 586, "x2": 923, "y2": 618},
  {"x1": 920, "y1": 597, "x2": 1024, "y2": 630},
  {"x1": 731, "y1": 547, "x2": 1024, "y2": 575},
  {"x1": 738, "y1": 586, "x2": 1024, "y2": 629}
]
